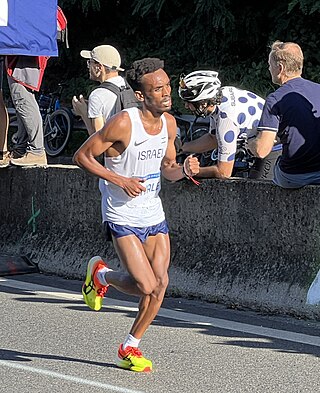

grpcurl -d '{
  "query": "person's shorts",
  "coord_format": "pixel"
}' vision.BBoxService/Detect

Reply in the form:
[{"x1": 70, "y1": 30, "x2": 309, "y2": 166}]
[
  {"x1": 102, "y1": 220, "x2": 169, "y2": 243},
  {"x1": 273, "y1": 161, "x2": 320, "y2": 189}
]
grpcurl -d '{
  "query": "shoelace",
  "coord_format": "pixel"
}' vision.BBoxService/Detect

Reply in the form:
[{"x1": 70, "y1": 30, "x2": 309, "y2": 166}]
[
  {"x1": 93, "y1": 264, "x2": 109, "y2": 296},
  {"x1": 97, "y1": 286, "x2": 108, "y2": 296},
  {"x1": 124, "y1": 346, "x2": 143, "y2": 357}
]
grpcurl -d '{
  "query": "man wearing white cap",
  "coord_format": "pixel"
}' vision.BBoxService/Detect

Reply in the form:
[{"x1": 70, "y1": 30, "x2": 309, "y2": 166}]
[{"x1": 72, "y1": 44, "x2": 126, "y2": 135}]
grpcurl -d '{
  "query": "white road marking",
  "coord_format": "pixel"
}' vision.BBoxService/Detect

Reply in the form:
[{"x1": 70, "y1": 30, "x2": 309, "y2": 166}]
[
  {"x1": 0, "y1": 360, "x2": 145, "y2": 393},
  {"x1": 1, "y1": 277, "x2": 319, "y2": 349}
]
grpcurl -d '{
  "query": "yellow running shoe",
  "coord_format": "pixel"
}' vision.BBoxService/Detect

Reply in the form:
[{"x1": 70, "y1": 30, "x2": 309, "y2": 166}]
[
  {"x1": 82, "y1": 256, "x2": 109, "y2": 311},
  {"x1": 117, "y1": 344, "x2": 152, "y2": 372}
]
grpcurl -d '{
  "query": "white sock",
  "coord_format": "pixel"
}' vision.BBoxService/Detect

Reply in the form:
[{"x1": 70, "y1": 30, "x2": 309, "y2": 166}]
[
  {"x1": 96, "y1": 266, "x2": 112, "y2": 286},
  {"x1": 123, "y1": 334, "x2": 141, "y2": 350}
]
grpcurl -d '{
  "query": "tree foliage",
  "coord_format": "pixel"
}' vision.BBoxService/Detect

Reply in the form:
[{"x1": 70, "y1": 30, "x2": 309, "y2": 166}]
[
  {"x1": 50, "y1": 0, "x2": 320, "y2": 108},
  {"x1": 288, "y1": 0, "x2": 320, "y2": 14},
  {"x1": 59, "y1": 0, "x2": 100, "y2": 13}
]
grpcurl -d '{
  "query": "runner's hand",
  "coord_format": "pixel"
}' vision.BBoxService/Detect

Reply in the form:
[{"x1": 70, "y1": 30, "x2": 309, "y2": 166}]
[
  {"x1": 184, "y1": 155, "x2": 200, "y2": 177},
  {"x1": 122, "y1": 178, "x2": 146, "y2": 197}
]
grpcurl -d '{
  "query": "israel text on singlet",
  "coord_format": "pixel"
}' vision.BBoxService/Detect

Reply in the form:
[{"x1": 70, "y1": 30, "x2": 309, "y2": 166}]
[{"x1": 99, "y1": 107, "x2": 168, "y2": 227}]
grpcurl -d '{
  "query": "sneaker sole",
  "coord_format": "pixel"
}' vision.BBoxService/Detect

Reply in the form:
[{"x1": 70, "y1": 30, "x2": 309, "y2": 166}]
[
  {"x1": 82, "y1": 256, "x2": 105, "y2": 311},
  {"x1": 116, "y1": 359, "x2": 152, "y2": 372}
]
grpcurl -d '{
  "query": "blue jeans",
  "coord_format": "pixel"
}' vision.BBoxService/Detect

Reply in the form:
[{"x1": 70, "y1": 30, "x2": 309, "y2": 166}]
[{"x1": 273, "y1": 161, "x2": 320, "y2": 189}]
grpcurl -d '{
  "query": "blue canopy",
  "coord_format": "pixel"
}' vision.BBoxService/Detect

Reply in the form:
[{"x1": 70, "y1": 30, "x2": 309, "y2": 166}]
[{"x1": 0, "y1": 0, "x2": 58, "y2": 56}]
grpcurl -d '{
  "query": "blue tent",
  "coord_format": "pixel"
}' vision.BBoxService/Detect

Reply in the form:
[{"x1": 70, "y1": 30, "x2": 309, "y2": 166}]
[{"x1": 0, "y1": 0, "x2": 58, "y2": 57}]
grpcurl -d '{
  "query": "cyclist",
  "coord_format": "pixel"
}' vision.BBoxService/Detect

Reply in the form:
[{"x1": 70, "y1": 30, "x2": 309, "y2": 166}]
[{"x1": 178, "y1": 70, "x2": 281, "y2": 179}]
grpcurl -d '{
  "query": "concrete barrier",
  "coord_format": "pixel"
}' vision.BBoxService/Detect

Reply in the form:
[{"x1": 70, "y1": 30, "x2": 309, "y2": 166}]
[{"x1": 1, "y1": 165, "x2": 320, "y2": 319}]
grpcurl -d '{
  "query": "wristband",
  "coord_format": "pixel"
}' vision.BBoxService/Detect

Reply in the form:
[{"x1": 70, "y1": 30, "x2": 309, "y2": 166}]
[
  {"x1": 182, "y1": 161, "x2": 200, "y2": 186},
  {"x1": 182, "y1": 165, "x2": 189, "y2": 178}
]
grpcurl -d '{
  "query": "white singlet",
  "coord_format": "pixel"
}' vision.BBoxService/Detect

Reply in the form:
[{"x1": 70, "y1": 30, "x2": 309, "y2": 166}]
[{"x1": 99, "y1": 107, "x2": 168, "y2": 227}]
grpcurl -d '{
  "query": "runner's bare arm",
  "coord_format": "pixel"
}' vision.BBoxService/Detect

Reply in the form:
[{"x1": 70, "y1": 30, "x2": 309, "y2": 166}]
[
  {"x1": 161, "y1": 113, "x2": 199, "y2": 181},
  {"x1": 73, "y1": 112, "x2": 146, "y2": 197}
]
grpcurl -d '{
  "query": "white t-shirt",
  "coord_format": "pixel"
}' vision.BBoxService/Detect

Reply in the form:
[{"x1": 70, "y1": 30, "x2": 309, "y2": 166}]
[{"x1": 88, "y1": 75, "x2": 126, "y2": 121}]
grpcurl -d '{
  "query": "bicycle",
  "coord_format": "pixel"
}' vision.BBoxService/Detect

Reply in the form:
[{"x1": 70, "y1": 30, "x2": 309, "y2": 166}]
[
  {"x1": 39, "y1": 83, "x2": 74, "y2": 157},
  {"x1": 9, "y1": 82, "x2": 74, "y2": 157},
  {"x1": 173, "y1": 110, "x2": 211, "y2": 166},
  {"x1": 173, "y1": 110, "x2": 281, "y2": 179}
]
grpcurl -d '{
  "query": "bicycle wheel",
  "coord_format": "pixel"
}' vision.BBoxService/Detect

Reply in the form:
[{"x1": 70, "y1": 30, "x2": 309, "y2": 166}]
[{"x1": 44, "y1": 108, "x2": 73, "y2": 157}]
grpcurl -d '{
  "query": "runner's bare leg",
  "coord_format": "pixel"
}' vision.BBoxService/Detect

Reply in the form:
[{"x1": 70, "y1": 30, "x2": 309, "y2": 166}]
[{"x1": 108, "y1": 233, "x2": 170, "y2": 339}]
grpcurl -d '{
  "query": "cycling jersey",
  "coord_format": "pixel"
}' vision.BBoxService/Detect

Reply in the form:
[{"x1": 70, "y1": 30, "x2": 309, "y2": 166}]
[{"x1": 209, "y1": 86, "x2": 265, "y2": 162}]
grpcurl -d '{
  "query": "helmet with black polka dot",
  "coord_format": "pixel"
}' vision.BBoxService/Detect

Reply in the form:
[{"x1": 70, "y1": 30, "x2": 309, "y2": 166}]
[{"x1": 178, "y1": 70, "x2": 222, "y2": 102}]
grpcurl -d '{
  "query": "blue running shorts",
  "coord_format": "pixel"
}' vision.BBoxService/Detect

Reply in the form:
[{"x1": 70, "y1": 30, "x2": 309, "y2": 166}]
[{"x1": 103, "y1": 220, "x2": 169, "y2": 243}]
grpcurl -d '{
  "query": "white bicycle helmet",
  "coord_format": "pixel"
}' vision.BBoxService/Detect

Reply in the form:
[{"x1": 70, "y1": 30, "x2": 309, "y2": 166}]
[{"x1": 178, "y1": 70, "x2": 221, "y2": 102}]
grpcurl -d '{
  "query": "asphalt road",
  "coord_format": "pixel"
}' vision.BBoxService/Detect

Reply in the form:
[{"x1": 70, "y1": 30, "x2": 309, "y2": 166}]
[{"x1": 1, "y1": 273, "x2": 320, "y2": 393}]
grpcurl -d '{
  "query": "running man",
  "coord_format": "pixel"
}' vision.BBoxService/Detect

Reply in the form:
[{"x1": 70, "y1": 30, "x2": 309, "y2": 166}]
[{"x1": 73, "y1": 58, "x2": 199, "y2": 372}]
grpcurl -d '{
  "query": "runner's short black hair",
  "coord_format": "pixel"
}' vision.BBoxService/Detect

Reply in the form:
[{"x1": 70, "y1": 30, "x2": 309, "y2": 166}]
[{"x1": 126, "y1": 58, "x2": 164, "y2": 91}]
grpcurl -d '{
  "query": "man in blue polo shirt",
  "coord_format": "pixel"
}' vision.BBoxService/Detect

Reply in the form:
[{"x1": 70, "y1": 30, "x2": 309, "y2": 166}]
[{"x1": 248, "y1": 40, "x2": 320, "y2": 188}]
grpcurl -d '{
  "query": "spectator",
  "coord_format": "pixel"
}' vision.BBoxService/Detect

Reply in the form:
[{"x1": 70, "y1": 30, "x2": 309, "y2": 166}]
[
  {"x1": 0, "y1": 56, "x2": 9, "y2": 168},
  {"x1": 73, "y1": 58, "x2": 199, "y2": 372},
  {"x1": 248, "y1": 40, "x2": 320, "y2": 188},
  {"x1": 178, "y1": 70, "x2": 281, "y2": 179},
  {"x1": 72, "y1": 45, "x2": 126, "y2": 135},
  {"x1": 1, "y1": 55, "x2": 48, "y2": 167}
]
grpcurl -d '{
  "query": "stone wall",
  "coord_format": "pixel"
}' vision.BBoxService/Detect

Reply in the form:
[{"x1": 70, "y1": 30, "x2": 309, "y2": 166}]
[{"x1": 1, "y1": 165, "x2": 320, "y2": 318}]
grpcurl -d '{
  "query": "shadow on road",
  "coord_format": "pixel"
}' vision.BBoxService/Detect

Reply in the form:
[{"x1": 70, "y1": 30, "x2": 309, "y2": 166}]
[
  {"x1": 2, "y1": 282, "x2": 320, "y2": 360},
  {"x1": 0, "y1": 348, "x2": 118, "y2": 369}
]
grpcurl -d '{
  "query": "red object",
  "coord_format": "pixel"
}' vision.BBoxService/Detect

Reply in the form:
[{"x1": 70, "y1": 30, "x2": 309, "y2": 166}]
[
  {"x1": 57, "y1": 6, "x2": 69, "y2": 48},
  {"x1": 5, "y1": 55, "x2": 48, "y2": 92}
]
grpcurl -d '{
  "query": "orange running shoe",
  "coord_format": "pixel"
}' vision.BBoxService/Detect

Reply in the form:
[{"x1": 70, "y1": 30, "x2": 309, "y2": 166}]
[
  {"x1": 117, "y1": 344, "x2": 152, "y2": 372},
  {"x1": 82, "y1": 256, "x2": 109, "y2": 311}
]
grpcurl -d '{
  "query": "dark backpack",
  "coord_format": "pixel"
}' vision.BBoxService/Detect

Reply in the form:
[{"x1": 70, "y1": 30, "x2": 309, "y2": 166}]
[{"x1": 99, "y1": 80, "x2": 140, "y2": 113}]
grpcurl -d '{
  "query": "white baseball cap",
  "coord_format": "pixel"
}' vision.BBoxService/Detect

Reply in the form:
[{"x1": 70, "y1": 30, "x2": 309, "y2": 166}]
[{"x1": 80, "y1": 45, "x2": 124, "y2": 71}]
